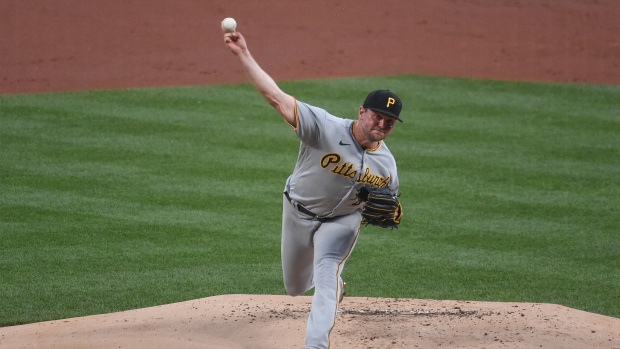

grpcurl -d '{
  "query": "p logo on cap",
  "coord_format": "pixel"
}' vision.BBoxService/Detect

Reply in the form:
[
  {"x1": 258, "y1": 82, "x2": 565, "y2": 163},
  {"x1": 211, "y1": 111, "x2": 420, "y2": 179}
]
[{"x1": 363, "y1": 90, "x2": 403, "y2": 122}]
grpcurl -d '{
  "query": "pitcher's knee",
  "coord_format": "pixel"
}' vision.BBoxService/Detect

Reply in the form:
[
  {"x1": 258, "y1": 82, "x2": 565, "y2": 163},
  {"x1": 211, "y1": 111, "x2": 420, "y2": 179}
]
[{"x1": 284, "y1": 283, "x2": 306, "y2": 297}]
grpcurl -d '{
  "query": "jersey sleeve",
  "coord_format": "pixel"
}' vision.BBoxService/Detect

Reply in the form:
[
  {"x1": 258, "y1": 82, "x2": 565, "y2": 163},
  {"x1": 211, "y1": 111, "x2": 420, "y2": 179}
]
[
  {"x1": 293, "y1": 101, "x2": 330, "y2": 146},
  {"x1": 389, "y1": 160, "x2": 400, "y2": 194}
]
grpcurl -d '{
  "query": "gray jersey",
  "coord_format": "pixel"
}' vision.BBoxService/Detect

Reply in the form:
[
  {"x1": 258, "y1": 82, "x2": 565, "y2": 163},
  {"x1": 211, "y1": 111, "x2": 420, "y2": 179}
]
[{"x1": 284, "y1": 100, "x2": 399, "y2": 218}]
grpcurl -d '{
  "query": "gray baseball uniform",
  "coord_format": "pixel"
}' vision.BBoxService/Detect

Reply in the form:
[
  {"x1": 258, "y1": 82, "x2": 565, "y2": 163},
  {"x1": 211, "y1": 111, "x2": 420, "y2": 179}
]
[{"x1": 281, "y1": 100, "x2": 399, "y2": 349}]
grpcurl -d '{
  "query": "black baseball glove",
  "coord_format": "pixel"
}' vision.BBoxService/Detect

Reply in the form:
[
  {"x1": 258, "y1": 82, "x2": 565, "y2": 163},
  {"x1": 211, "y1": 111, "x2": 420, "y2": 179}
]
[{"x1": 357, "y1": 186, "x2": 402, "y2": 229}]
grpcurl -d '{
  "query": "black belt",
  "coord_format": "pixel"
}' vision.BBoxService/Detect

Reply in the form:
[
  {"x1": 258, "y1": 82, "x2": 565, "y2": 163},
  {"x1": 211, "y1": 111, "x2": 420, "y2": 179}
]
[{"x1": 284, "y1": 191, "x2": 327, "y2": 222}]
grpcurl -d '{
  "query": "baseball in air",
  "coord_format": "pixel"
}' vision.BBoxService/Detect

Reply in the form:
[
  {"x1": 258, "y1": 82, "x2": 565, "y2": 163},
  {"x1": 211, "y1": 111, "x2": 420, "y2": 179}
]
[{"x1": 221, "y1": 17, "x2": 237, "y2": 32}]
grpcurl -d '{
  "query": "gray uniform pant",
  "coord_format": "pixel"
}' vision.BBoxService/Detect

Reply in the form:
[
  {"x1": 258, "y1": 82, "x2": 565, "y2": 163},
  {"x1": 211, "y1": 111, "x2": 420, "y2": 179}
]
[{"x1": 281, "y1": 195, "x2": 362, "y2": 349}]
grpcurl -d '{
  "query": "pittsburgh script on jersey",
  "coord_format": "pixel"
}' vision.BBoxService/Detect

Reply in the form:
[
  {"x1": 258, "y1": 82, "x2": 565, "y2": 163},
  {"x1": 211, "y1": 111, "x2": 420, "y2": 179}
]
[{"x1": 320, "y1": 153, "x2": 390, "y2": 188}]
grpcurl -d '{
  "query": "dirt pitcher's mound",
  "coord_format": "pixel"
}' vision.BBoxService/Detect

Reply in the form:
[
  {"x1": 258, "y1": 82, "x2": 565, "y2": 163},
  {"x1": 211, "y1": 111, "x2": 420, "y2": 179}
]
[{"x1": 1, "y1": 295, "x2": 618, "y2": 349}]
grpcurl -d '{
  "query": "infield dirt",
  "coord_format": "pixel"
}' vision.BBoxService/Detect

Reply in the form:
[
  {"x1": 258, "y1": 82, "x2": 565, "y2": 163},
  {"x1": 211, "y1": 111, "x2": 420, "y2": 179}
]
[
  {"x1": 1, "y1": 295, "x2": 619, "y2": 348},
  {"x1": 1, "y1": 1, "x2": 619, "y2": 348},
  {"x1": 1, "y1": 0, "x2": 619, "y2": 95}
]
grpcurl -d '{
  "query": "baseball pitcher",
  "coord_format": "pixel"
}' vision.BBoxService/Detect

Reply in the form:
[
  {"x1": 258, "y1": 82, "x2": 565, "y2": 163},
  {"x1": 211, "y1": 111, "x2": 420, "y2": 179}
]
[{"x1": 224, "y1": 28, "x2": 403, "y2": 349}]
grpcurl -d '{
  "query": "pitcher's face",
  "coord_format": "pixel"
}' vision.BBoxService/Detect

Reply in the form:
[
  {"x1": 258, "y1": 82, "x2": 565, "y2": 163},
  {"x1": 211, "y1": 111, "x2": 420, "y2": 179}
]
[{"x1": 357, "y1": 107, "x2": 396, "y2": 142}]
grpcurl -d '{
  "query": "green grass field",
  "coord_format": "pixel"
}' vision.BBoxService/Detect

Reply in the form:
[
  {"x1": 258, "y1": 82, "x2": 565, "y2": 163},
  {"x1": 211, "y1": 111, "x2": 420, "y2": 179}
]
[{"x1": 1, "y1": 76, "x2": 619, "y2": 326}]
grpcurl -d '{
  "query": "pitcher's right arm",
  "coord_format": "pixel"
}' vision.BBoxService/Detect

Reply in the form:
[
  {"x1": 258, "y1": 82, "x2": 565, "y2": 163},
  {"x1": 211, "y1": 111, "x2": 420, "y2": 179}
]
[{"x1": 224, "y1": 31, "x2": 297, "y2": 128}]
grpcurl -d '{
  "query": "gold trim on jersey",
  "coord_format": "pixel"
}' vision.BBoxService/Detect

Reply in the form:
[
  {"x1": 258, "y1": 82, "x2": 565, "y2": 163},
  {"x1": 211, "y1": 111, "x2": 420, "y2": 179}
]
[
  {"x1": 290, "y1": 98, "x2": 299, "y2": 131},
  {"x1": 366, "y1": 141, "x2": 382, "y2": 152}
]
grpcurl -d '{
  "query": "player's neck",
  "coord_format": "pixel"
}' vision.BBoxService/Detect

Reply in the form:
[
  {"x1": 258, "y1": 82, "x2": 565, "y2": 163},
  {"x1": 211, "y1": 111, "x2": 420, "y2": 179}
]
[{"x1": 352, "y1": 121, "x2": 379, "y2": 150}]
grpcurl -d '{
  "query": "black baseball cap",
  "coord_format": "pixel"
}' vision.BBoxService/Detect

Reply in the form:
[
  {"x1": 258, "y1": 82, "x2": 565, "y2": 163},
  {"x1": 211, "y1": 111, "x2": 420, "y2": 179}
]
[{"x1": 363, "y1": 89, "x2": 403, "y2": 122}]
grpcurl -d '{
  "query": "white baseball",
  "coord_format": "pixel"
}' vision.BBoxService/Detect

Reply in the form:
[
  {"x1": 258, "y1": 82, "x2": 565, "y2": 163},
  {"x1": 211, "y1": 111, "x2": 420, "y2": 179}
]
[{"x1": 221, "y1": 17, "x2": 237, "y2": 32}]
